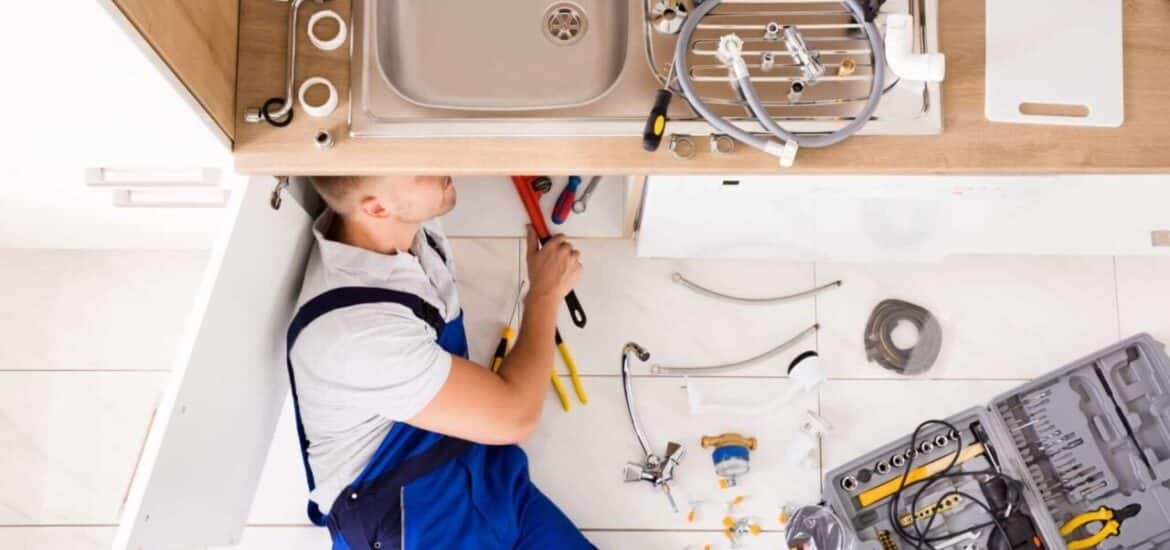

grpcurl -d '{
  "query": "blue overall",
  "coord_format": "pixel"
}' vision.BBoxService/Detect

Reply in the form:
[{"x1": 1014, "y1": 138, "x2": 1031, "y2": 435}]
[{"x1": 286, "y1": 286, "x2": 593, "y2": 550}]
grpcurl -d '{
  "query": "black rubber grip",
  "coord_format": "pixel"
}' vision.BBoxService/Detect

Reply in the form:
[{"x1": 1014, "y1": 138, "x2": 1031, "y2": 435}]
[
  {"x1": 565, "y1": 290, "x2": 587, "y2": 328},
  {"x1": 261, "y1": 97, "x2": 294, "y2": 128},
  {"x1": 642, "y1": 89, "x2": 673, "y2": 152},
  {"x1": 537, "y1": 235, "x2": 588, "y2": 329}
]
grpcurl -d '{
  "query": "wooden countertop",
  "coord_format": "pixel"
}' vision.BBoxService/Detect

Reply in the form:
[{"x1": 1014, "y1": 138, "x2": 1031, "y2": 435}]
[{"x1": 234, "y1": 1, "x2": 1170, "y2": 175}]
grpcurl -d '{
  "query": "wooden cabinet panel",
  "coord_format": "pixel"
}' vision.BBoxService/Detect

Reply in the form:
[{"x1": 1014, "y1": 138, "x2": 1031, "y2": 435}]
[{"x1": 108, "y1": 0, "x2": 239, "y2": 142}]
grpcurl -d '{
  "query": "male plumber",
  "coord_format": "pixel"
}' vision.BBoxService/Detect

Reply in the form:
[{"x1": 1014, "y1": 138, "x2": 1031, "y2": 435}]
[{"x1": 286, "y1": 175, "x2": 594, "y2": 549}]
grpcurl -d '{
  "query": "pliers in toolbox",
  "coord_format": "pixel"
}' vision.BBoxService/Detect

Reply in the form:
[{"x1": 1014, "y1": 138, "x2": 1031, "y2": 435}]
[{"x1": 1060, "y1": 503, "x2": 1141, "y2": 550}]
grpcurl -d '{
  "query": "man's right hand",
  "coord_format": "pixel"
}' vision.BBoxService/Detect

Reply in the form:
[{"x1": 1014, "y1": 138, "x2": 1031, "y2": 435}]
[
  {"x1": 525, "y1": 226, "x2": 582, "y2": 303},
  {"x1": 408, "y1": 226, "x2": 582, "y2": 445}
]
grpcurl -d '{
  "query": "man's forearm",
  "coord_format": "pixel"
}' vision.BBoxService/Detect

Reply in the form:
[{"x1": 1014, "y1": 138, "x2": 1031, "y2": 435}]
[{"x1": 497, "y1": 293, "x2": 560, "y2": 418}]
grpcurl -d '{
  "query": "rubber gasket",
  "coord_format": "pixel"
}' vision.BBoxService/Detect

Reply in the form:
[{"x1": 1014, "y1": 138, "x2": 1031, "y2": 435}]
[
  {"x1": 261, "y1": 97, "x2": 294, "y2": 128},
  {"x1": 864, "y1": 299, "x2": 942, "y2": 375}
]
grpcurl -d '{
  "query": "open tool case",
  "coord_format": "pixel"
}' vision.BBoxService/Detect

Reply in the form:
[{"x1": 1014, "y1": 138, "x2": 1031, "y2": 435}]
[{"x1": 824, "y1": 334, "x2": 1170, "y2": 549}]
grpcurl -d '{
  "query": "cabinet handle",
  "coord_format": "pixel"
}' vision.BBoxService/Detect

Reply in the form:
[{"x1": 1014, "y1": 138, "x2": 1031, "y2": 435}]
[
  {"x1": 85, "y1": 167, "x2": 220, "y2": 188},
  {"x1": 112, "y1": 188, "x2": 230, "y2": 208}
]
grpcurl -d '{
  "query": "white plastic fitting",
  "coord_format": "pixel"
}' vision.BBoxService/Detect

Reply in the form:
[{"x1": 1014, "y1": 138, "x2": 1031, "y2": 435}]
[
  {"x1": 883, "y1": 14, "x2": 945, "y2": 83},
  {"x1": 716, "y1": 34, "x2": 751, "y2": 80},
  {"x1": 768, "y1": 140, "x2": 799, "y2": 168},
  {"x1": 784, "y1": 353, "x2": 826, "y2": 398},
  {"x1": 782, "y1": 411, "x2": 832, "y2": 468},
  {"x1": 684, "y1": 353, "x2": 823, "y2": 416}
]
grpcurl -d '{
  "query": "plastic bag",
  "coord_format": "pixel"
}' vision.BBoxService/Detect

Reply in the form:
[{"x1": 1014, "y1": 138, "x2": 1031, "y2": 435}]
[{"x1": 784, "y1": 505, "x2": 857, "y2": 550}]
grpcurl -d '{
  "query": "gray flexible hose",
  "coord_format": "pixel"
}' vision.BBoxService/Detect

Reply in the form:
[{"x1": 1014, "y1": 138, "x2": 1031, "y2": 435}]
[
  {"x1": 673, "y1": 0, "x2": 779, "y2": 157},
  {"x1": 675, "y1": 0, "x2": 887, "y2": 151}
]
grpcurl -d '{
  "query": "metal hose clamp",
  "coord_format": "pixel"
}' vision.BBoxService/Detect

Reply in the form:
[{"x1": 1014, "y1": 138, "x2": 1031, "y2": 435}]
[{"x1": 669, "y1": 134, "x2": 696, "y2": 160}]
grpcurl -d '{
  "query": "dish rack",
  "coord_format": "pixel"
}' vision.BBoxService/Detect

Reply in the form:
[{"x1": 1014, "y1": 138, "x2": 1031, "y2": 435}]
[{"x1": 643, "y1": 0, "x2": 932, "y2": 125}]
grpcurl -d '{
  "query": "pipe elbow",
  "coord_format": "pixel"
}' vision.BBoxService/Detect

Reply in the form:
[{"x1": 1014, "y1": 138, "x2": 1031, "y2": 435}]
[
  {"x1": 884, "y1": 14, "x2": 945, "y2": 83},
  {"x1": 623, "y1": 343, "x2": 651, "y2": 362}
]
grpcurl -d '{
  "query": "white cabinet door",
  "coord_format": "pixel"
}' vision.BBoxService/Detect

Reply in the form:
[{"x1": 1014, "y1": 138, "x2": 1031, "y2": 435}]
[
  {"x1": 114, "y1": 177, "x2": 319, "y2": 550},
  {"x1": 0, "y1": 1, "x2": 233, "y2": 250},
  {"x1": 637, "y1": 175, "x2": 1170, "y2": 260}
]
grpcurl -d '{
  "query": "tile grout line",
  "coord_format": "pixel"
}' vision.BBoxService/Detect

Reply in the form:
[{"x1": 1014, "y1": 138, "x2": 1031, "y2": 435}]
[
  {"x1": 1112, "y1": 255, "x2": 1123, "y2": 339},
  {"x1": 0, "y1": 525, "x2": 740, "y2": 532},
  {"x1": 568, "y1": 374, "x2": 1035, "y2": 382},
  {"x1": 0, "y1": 370, "x2": 171, "y2": 374},
  {"x1": 813, "y1": 261, "x2": 824, "y2": 496},
  {"x1": 813, "y1": 261, "x2": 821, "y2": 355}
]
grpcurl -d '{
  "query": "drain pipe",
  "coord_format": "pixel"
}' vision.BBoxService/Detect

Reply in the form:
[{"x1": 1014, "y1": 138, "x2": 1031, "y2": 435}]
[{"x1": 883, "y1": 14, "x2": 946, "y2": 82}]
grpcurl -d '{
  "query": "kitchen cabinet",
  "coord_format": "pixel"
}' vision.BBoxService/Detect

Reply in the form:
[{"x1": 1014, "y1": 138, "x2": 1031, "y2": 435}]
[
  {"x1": 115, "y1": 177, "x2": 319, "y2": 550},
  {"x1": 94, "y1": 1, "x2": 1170, "y2": 547},
  {"x1": 1, "y1": 1, "x2": 236, "y2": 249},
  {"x1": 637, "y1": 175, "x2": 1170, "y2": 261},
  {"x1": 443, "y1": 176, "x2": 634, "y2": 239}
]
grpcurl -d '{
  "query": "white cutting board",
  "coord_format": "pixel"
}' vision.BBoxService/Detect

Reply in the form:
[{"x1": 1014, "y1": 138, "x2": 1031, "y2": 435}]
[{"x1": 985, "y1": 0, "x2": 1124, "y2": 127}]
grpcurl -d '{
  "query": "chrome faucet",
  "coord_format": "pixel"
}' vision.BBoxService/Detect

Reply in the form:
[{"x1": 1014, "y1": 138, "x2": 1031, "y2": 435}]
[
  {"x1": 621, "y1": 343, "x2": 684, "y2": 512},
  {"x1": 783, "y1": 25, "x2": 825, "y2": 84}
]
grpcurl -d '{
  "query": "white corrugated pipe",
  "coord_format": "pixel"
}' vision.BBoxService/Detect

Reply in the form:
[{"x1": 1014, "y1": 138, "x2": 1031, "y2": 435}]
[{"x1": 884, "y1": 14, "x2": 946, "y2": 82}]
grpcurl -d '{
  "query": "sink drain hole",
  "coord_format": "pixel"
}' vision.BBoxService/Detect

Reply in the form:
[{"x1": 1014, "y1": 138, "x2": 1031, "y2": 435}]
[{"x1": 545, "y1": 3, "x2": 587, "y2": 45}]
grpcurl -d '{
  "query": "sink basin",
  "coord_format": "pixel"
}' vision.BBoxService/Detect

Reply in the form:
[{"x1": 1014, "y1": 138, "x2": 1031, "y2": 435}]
[
  {"x1": 375, "y1": 0, "x2": 628, "y2": 111},
  {"x1": 351, "y1": 0, "x2": 942, "y2": 138}
]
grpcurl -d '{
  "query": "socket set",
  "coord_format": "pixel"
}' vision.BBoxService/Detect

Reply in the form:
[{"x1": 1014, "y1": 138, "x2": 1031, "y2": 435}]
[
  {"x1": 823, "y1": 334, "x2": 1170, "y2": 550},
  {"x1": 838, "y1": 428, "x2": 961, "y2": 495}
]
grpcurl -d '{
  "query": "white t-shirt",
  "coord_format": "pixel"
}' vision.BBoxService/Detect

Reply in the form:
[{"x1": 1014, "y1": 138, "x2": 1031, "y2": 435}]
[{"x1": 289, "y1": 211, "x2": 461, "y2": 512}]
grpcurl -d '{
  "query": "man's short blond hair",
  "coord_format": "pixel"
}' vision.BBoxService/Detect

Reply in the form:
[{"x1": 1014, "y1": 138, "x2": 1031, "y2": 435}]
[{"x1": 309, "y1": 175, "x2": 364, "y2": 215}]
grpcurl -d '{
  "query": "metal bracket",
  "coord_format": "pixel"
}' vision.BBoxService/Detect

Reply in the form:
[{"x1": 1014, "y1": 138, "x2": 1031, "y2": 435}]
[
  {"x1": 245, "y1": 0, "x2": 330, "y2": 125},
  {"x1": 270, "y1": 177, "x2": 291, "y2": 210}
]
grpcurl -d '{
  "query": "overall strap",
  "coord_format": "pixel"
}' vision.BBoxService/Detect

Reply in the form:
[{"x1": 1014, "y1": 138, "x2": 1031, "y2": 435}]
[
  {"x1": 423, "y1": 230, "x2": 447, "y2": 264},
  {"x1": 286, "y1": 287, "x2": 445, "y2": 526}
]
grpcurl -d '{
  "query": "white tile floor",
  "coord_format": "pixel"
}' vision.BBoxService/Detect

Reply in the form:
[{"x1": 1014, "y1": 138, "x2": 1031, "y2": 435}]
[{"x1": 3, "y1": 245, "x2": 1169, "y2": 549}]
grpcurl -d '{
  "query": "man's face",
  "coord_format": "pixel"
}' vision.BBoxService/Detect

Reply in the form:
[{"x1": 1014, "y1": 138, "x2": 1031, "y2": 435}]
[{"x1": 374, "y1": 175, "x2": 456, "y2": 223}]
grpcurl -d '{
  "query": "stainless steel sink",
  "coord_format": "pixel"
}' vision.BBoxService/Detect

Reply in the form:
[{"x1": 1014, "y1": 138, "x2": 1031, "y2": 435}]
[
  {"x1": 374, "y1": 0, "x2": 628, "y2": 111},
  {"x1": 350, "y1": 0, "x2": 942, "y2": 138}
]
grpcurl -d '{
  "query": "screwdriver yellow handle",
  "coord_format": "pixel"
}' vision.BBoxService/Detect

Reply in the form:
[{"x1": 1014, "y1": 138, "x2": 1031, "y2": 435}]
[{"x1": 490, "y1": 327, "x2": 515, "y2": 373}]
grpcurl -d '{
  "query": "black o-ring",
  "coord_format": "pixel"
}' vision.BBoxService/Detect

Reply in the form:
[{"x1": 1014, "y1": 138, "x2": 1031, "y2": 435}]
[{"x1": 261, "y1": 97, "x2": 294, "y2": 128}]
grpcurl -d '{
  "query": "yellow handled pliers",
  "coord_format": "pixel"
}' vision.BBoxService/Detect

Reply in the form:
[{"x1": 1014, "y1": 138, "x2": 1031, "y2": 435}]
[
  {"x1": 490, "y1": 280, "x2": 587, "y2": 410},
  {"x1": 551, "y1": 328, "x2": 588, "y2": 411},
  {"x1": 1061, "y1": 504, "x2": 1141, "y2": 550}
]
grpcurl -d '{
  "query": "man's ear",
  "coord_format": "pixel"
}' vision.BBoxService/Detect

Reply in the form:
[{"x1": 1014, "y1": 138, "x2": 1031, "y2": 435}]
[{"x1": 358, "y1": 194, "x2": 390, "y2": 218}]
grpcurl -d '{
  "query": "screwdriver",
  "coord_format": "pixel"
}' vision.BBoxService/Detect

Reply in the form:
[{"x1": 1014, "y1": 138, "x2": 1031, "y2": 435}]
[
  {"x1": 490, "y1": 281, "x2": 525, "y2": 373},
  {"x1": 551, "y1": 176, "x2": 583, "y2": 225}
]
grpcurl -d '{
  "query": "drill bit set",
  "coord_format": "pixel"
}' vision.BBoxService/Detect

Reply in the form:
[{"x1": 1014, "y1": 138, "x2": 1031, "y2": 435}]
[
  {"x1": 998, "y1": 387, "x2": 1105, "y2": 508},
  {"x1": 821, "y1": 334, "x2": 1170, "y2": 550}
]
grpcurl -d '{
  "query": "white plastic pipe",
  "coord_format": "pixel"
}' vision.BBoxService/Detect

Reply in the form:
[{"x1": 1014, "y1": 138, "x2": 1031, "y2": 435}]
[{"x1": 884, "y1": 14, "x2": 945, "y2": 83}]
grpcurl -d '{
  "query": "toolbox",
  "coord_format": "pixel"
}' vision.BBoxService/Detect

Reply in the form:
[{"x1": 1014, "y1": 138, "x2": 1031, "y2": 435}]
[{"x1": 824, "y1": 334, "x2": 1170, "y2": 550}]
